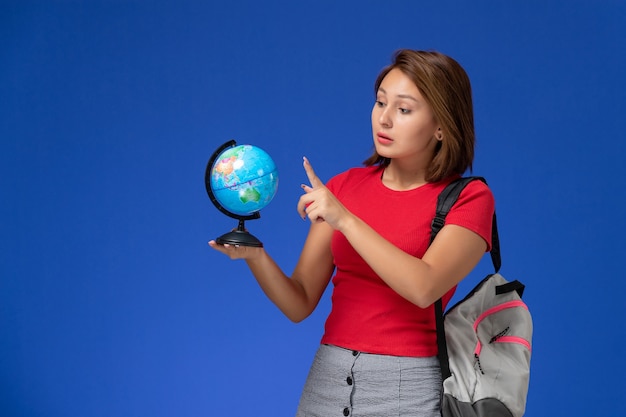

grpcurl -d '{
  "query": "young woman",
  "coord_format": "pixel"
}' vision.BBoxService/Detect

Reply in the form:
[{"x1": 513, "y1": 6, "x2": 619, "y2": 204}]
[{"x1": 209, "y1": 49, "x2": 494, "y2": 417}]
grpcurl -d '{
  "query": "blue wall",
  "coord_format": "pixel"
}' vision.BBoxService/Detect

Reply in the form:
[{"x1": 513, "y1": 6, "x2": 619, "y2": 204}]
[{"x1": 2, "y1": 1, "x2": 625, "y2": 415}]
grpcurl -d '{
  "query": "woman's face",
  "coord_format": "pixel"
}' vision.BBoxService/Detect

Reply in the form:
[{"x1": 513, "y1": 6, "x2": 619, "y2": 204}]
[{"x1": 371, "y1": 68, "x2": 441, "y2": 164}]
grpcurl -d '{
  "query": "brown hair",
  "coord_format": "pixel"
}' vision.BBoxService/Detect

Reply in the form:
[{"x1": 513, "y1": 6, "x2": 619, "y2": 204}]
[{"x1": 364, "y1": 50, "x2": 475, "y2": 182}]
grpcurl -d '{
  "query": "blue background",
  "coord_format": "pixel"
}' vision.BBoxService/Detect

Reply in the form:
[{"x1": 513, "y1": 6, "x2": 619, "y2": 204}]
[{"x1": 2, "y1": 1, "x2": 625, "y2": 416}]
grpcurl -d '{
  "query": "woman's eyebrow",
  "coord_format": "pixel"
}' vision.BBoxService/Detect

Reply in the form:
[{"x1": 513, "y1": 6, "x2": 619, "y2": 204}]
[
  {"x1": 377, "y1": 87, "x2": 418, "y2": 102},
  {"x1": 397, "y1": 94, "x2": 418, "y2": 102}
]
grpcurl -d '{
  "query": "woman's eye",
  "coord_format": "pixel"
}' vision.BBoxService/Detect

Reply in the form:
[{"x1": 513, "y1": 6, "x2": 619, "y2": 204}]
[
  {"x1": 399, "y1": 108, "x2": 411, "y2": 114},
  {"x1": 375, "y1": 100, "x2": 385, "y2": 107}
]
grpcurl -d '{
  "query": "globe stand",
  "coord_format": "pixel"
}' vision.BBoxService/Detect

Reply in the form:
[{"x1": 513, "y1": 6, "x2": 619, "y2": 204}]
[
  {"x1": 215, "y1": 218, "x2": 263, "y2": 247},
  {"x1": 205, "y1": 140, "x2": 266, "y2": 248}
]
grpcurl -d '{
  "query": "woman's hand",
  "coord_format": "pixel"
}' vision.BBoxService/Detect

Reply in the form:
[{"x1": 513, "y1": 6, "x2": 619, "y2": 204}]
[
  {"x1": 297, "y1": 157, "x2": 352, "y2": 231},
  {"x1": 208, "y1": 240, "x2": 265, "y2": 261}
]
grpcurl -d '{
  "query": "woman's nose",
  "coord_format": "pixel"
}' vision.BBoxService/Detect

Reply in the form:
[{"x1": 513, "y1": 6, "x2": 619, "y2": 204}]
[{"x1": 378, "y1": 108, "x2": 392, "y2": 127}]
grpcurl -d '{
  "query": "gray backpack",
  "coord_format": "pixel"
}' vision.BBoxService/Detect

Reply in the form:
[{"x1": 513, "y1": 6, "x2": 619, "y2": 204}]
[{"x1": 431, "y1": 177, "x2": 533, "y2": 417}]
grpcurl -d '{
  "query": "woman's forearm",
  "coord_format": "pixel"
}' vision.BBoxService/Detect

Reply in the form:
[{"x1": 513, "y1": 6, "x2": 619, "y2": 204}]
[
  {"x1": 245, "y1": 251, "x2": 315, "y2": 322},
  {"x1": 337, "y1": 214, "x2": 485, "y2": 309}
]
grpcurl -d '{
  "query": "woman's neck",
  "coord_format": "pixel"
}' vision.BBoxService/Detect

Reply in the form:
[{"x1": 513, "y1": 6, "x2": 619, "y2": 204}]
[{"x1": 381, "y1": 162, "x2": 429, "y2": 191}]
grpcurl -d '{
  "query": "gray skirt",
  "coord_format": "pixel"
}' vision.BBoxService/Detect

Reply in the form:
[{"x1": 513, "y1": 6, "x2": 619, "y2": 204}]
[{"x1": 296, "y1": 344, "x2": 442, "y2": 417}]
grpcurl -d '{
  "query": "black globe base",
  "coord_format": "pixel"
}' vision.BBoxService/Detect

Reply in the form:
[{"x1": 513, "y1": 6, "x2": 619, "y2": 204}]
[
  {"x1": 215, "y1": 218, "x2": 263, "y2": 247},
  {"x1": 216, "y1": 229, "x2": 263, "y2": 247}
]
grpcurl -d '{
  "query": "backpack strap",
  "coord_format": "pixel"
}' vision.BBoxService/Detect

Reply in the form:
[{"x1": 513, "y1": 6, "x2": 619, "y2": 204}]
[
  {"x1": 431, "y1": 176, "x2": 500, "y2": 380},
  {"x1": 429, "y1": 177, "x2": 501, "y2": 272}
]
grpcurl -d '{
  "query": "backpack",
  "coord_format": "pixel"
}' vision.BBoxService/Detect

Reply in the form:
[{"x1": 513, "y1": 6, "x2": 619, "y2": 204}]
[{"x1": 430, "y1": 177, "x2": 533, "y2": 417}]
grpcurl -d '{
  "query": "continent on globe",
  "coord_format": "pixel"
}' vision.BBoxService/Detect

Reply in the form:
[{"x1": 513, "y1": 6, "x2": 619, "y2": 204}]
[
  {"x1": 239, "y1": 186, "x2": 261, "y2": 204},
  {"x1": 214, "y1": 155, "x2": 237, "y2": 178}
]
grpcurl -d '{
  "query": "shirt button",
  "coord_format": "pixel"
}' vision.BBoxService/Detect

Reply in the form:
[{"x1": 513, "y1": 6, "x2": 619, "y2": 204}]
[
  {"x1": 352, "y1": 350, "x2": 358, "y2": 356},
  {"x1": 343, "y1": 407, "x2": 350, "y2": 416},
  {"x1": 346, "y1": 376, "x2": 353, "y2": 385}
]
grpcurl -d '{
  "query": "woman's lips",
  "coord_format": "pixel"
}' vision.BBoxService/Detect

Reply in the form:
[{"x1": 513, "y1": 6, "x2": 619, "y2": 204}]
[{"x1": 376, "y1": 132, "x2": 393, "y2": 145}]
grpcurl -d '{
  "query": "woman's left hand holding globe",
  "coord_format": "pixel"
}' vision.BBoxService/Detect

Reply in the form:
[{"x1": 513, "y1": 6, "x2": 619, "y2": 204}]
[{"x1": 208, "y1": 239, "x2": 265, "y2": 260}]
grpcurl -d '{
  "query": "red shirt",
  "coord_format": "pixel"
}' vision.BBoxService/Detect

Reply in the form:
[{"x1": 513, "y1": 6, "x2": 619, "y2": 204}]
[{"x1": 320, "y1": 166, "x2": 495, "y2": 357}]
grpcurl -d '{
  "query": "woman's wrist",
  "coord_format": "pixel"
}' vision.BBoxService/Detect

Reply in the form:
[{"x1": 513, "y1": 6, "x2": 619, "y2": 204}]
[{"x1": 336, "y1": 211, "x2": 359, "y2": 236}]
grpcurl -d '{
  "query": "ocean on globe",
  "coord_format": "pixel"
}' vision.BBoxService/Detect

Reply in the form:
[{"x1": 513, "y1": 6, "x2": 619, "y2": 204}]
[{"x1": 210, "y1": 144, "x2": 279, "y2": 216}]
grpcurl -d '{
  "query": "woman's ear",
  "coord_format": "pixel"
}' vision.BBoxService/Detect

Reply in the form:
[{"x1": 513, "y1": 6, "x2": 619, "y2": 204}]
[{"x1": 436, "y1": 127, "x2": 443, "y2": 141}]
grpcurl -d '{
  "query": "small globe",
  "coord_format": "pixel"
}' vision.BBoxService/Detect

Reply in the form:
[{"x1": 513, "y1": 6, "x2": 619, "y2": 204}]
[{"x1": 209, "y1": 144, "x2": 279, "y2": 217}]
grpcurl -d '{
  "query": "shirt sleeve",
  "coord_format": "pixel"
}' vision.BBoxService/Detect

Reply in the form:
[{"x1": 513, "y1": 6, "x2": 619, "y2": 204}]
[
  {"x1": 326, "y1": 169, "x2": 351, "y2": 196},
  {"x1": 445, "y1": 180, "x2": 495, "y2": 251}
]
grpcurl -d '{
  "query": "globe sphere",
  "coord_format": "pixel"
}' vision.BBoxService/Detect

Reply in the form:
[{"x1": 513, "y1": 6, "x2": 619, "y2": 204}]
[{"x1": 209, "y1": 144, "x2": 279, "y2": 216}]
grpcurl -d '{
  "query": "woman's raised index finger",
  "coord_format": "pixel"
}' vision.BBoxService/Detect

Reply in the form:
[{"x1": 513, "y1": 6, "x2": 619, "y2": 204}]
[{"x1": 303, "y1": 156, "x2": 323, "y2": 187}]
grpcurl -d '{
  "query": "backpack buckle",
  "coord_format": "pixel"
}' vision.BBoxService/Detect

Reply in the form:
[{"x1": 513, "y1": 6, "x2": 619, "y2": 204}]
[{"x1": 431, "y1": 216, "x2": 445, "y2": 231}]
